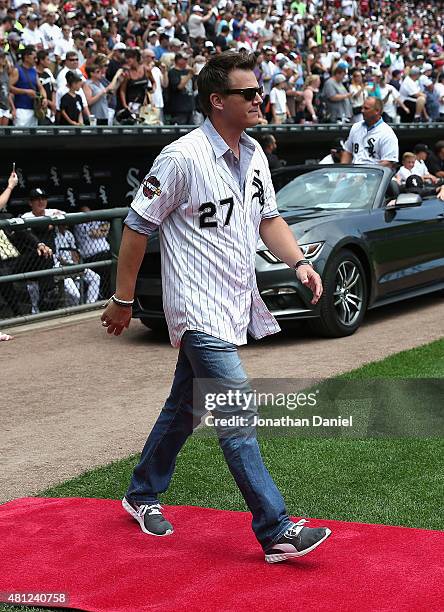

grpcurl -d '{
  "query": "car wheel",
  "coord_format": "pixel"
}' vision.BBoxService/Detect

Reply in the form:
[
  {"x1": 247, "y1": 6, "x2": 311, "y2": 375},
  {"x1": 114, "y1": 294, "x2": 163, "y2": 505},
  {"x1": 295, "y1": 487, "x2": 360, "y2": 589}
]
[
  {"x1": 310, "y1": 249, "x2": 368, "y2": 337},
  {"x1": 140, "y1": 317, "x2": 169, "y2": 334}
]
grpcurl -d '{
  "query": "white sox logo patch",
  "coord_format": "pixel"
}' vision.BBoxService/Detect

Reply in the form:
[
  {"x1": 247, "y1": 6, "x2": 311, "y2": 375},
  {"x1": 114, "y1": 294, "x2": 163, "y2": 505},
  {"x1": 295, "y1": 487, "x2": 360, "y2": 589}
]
[
  {"x1": 252, "y1": 169, "x2": 265, "y2": 213},
  {"x1": 143, "y1": 176, "x2": 162, "y2": 199}
]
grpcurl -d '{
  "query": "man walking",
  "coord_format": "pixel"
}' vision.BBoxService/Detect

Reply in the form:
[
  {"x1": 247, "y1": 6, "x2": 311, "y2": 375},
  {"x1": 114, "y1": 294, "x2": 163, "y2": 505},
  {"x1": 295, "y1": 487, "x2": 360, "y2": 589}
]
[{"x1": 101, "y1": 52, "x2": 331, "y2": 563}]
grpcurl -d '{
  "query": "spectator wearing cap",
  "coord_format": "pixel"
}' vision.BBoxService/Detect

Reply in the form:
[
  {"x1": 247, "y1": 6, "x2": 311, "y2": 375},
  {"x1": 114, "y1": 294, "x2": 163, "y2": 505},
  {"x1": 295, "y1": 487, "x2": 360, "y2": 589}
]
[
  {"x1": 435, "y1": 74, "x2": 444, "y2": 121},
  {"x1": 426, "y1": 141, "x2": 444, "y2": 179},
  {"x1": 153, "y1": 33, "x2": 170, "y2": 61},
  {"x1": 39, "y1": 6, "x2": 61, "y2": 67},
  {"x1": 159, "y1": 37, "x2": 182, "y2": 69},
  {"x1": 322, "y1": 65, "x2": 353, "y2": 123},
  {"x1": 319, "y1": 139, "x2": 345, "y2": 164},
  {"x1": 4, "y1": 31, "x2": 23, "y2": 68},
  {"x1": 419, "y1": 63, "x2": 433, "y2": 92},
  {"x1": 395, "y1": 151, "x2": 437, "y2": 184},
  {"x1": 21, "y1": 13, "x2": 44, "y2": 50},
  {"x1": 106, "y1": 42, "x2": 126, "y2": 82},
  {"x1": 0, "y1": 48, "x2": 13, "y2": 125},
  {"x1": 21, "y1": 187, "x2": 61, "y2": 315},
  {"x1": 269, "y1": 73, "x2": 290, "y2": 124},
  {"x1": 412, "y1": 144, "x2": 438, "y2": 182},
  {"x1": 10, "y1": 46, "x2": 47, "y2": 127},
  {"x1": 72, "y1": 30, "x2": 86, "y2": 66},
  {"x1": 143, "y1": 30, "x2": 158, "y2": 54},
  {"x1": 167, "y1": 52, "x2": 195, "y2": 124},
  {"x1": 188, "y1": 5, "x2": 212, "y2": 44},
  {"x1": 399, "y1": 67, "x2": 426, "y2": 122},
  {"x1": 59, "y1": 70, "x2": 84, "y2": 125},
  {"x1": 54, "y1": 25, "x2": 74, "y2": 69}
]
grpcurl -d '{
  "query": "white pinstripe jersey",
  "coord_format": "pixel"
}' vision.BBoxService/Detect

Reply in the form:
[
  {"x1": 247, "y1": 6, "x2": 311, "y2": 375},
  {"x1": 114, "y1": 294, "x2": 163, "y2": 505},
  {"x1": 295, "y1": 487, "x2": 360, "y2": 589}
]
[{"x1": 131, "y1": 121, "x2": 281, "y2": 347}]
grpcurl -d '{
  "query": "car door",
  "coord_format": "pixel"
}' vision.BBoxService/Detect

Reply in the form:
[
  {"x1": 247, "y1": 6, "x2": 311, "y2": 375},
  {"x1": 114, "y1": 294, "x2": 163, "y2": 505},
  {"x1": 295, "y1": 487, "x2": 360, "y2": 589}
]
[{"x1": 363, "y1": 195, "x2": 444, "y2": 299}]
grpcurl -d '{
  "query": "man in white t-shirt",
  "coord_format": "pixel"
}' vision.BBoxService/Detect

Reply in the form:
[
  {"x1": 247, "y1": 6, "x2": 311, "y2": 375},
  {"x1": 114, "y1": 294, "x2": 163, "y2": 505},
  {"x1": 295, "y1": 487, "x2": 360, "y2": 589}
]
[
  {"x1": 21, "y1": 14, "x2": 45, "y2": 49},
  {"x1": 269, "y1": 74, "x2": 289, "y2": 124},
  {"x1": 341, "y1": 97, "x2": 399, "y2": 167},
  {"x1": 380, "y1": 75, "x2": 410, "y2": 122},
  {"x1": 399, "y1": 67, "x2": 426, "y2": 121},
  {"x1": 39, "y1": 9, "x2": 61, "y2": 63}
]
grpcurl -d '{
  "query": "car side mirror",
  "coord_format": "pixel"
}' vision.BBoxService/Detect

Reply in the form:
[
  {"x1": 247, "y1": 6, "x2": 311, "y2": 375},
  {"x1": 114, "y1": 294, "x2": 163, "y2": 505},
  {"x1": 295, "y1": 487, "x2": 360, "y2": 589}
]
[{"x1": 393, "y1": 193, "x2": 422, "y2": 208}]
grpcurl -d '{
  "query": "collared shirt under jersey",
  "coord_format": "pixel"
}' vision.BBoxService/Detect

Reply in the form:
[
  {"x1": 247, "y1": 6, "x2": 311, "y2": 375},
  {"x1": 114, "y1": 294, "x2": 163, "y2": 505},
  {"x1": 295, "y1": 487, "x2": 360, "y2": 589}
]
[{"x1": 126, "y1": 117, "x2": 280, "y2": 347}]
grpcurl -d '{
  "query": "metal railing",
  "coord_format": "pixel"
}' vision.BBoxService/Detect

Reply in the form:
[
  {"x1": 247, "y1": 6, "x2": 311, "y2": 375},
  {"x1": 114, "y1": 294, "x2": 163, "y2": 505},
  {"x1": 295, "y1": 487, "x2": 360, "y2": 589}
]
[
  {"x1": 0, "y1": 207, "x2": 128, "y2": 327},
  {"x1": 0, "y1": 121, "x2": 443, "y2": 138}
]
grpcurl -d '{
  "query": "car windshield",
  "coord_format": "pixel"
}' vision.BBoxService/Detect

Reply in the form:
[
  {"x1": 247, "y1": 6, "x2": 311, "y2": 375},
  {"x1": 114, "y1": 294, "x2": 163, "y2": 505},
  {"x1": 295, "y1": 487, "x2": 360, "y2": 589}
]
[{"x1": 276, "y1": 168, "x2": 383, "y2": 212}]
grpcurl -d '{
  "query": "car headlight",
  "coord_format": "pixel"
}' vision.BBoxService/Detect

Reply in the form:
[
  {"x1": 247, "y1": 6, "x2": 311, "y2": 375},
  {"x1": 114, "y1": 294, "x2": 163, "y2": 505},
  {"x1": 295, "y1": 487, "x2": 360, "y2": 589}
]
[{"x1": 259, "y1": 242, "x2": 324, "y2": 264}]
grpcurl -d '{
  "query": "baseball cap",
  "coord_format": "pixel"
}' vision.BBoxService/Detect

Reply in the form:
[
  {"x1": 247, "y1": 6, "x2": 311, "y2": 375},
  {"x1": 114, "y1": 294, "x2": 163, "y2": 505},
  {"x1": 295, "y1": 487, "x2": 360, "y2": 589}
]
[
  {"x1": 204, "y1": 40, "x2": 214, "y2": 48},
  {"x1": 28, "y1": 13, "x2": 39, "y2": 21},
  {"x1": 148, "y1": 30, "x2": 158, "y2": 37},
  {"x1": 192, "y1": 5, "x2": 204, "y2": 12},
  {"x1": 422, "y1": 63, "x2": 433, "y2": 72},
  {"x1": 113, "y1": 42, "x2": 126, "y2": 50},
  {"x1": 410, "y1": 66, "x2": 421, "y2": 75},
  {"x1": 8, "y1": 31, "x2": 21, "y2": 41},
  {"x1": 274, "y1": 74, "x2": 286, "y2": 84},
  {"x1": 29, "y1": 188, "x2": 47, "y2": 200},
  {"x1": 413, "y1": 143, "x2": 430, "y2": 154}
]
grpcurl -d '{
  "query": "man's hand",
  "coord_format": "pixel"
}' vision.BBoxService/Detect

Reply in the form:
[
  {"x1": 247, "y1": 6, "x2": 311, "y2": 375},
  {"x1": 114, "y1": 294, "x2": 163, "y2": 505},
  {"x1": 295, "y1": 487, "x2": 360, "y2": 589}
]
[
  {"x1": 36, "y1": 243, "x2": 52, "y2": 258},
  {"x1": 296, "y1": 265, "x2": 323, "y2": 304},
  {"x1": 101, "y1": 300, "x2": 132, "y2": 336},
  {"x1": 8, "y1": 172, "x2": 18, "y2": 190},
  {"x1": 437, "y1": 185, "x2": 444, "y2": 201},
  {"x1": 27, "y1": 90, "x2": 37, "y2": 99}
]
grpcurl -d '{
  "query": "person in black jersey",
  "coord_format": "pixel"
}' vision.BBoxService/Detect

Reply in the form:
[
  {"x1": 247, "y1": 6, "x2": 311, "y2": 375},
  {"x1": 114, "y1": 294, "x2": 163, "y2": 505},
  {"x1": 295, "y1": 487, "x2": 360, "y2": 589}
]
[{"x1": 60, "y1": 71, "x2": 84, "y2": 125}]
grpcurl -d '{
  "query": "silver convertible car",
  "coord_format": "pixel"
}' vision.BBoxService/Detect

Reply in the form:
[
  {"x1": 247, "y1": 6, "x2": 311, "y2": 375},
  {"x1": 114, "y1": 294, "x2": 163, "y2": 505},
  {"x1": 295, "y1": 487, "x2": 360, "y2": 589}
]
[{"x1": 133, "y1": 165, "x2": 444, "y2": 337}]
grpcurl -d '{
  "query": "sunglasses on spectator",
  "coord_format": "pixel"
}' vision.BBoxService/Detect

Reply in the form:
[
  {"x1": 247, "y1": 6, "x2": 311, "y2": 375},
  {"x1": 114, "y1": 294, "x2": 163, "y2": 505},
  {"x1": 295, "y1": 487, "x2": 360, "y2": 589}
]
[{"x1": 224, "y1": 86, "x2": 263, "y2": 101}]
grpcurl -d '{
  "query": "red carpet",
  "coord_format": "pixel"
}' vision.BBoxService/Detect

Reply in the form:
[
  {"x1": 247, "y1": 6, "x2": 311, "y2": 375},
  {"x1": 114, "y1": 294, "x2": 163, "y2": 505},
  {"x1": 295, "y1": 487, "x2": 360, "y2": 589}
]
[{"x1": 0, "y1": 498, "x2": 442, "y2": 612}]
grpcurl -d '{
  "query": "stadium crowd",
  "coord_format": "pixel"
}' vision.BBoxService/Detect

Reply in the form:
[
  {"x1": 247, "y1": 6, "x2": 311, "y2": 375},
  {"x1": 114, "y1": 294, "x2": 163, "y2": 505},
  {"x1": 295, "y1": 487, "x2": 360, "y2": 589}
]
[{"x1": 0, "y1": 0, "x2": 443, "y2": 126}]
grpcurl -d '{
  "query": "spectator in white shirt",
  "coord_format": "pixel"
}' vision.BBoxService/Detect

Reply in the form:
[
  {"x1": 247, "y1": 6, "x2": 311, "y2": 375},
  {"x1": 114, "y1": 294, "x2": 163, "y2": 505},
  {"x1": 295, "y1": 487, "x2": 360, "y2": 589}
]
[
  {"x1": 54, "y1": 26, "x2": 74, "y2": 69},
  {"x1": 412, "y1": 144, "x2": 438, "y2": 183},
  {"x1": 39, "y1": 8, "x2": 61, "y2": 64},
  {"x1": 55, "y1": 51, "x2": 89, "y2": 119},
  {"x1": 21, "y1": 14, "x2": 45, "y2": 50},
  {"x1": 399, "y1": 67, "x2": 426, "y2": 122},
  {"x1": 270, "y1": 74, "x2": 289, "y2": 124}
]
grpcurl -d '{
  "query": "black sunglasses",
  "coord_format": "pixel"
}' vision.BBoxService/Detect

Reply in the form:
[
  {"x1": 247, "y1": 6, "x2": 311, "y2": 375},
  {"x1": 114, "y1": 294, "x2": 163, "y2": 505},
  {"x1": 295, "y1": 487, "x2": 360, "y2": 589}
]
[{"x1": 224, "y1": 86, "x2": 263, "y2": 101}]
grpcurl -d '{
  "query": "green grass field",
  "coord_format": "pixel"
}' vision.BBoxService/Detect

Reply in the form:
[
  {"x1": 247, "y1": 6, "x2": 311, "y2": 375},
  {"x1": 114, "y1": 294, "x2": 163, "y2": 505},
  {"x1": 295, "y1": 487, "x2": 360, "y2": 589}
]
[{"x1": 1, "y1": 338, "x2": 443, "y2": 612}]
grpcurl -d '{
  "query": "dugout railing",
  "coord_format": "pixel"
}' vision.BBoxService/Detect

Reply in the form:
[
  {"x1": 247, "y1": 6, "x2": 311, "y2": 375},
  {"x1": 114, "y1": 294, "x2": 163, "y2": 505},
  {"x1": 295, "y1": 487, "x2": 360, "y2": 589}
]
[{"x1": 0, "y1": 207, "x2": 128, "y2": 328}]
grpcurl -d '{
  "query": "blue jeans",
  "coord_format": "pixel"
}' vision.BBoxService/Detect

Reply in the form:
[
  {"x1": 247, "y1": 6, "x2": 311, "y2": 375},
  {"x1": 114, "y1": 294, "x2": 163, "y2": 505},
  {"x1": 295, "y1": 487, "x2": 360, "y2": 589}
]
[{"x1": 125, "y1": 331, "x2": 292, "y2": 550}]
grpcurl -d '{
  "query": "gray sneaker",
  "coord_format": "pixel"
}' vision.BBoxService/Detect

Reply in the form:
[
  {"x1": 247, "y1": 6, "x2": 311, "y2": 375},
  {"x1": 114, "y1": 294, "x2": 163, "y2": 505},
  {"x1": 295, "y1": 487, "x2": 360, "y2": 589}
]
[
  {"x1": 122, "y1": 497, "x2": 174, "y2": 536},
  {"x1": 265, "y1": 519, "x2": 331, "y2": 563}
]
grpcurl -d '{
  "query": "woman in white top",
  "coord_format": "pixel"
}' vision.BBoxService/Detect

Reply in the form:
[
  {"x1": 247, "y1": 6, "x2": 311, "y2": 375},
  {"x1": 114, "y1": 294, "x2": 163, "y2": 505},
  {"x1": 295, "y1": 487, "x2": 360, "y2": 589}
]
[{"x1": 349, "y1": 69, "x2": 366, "y2": 123}]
